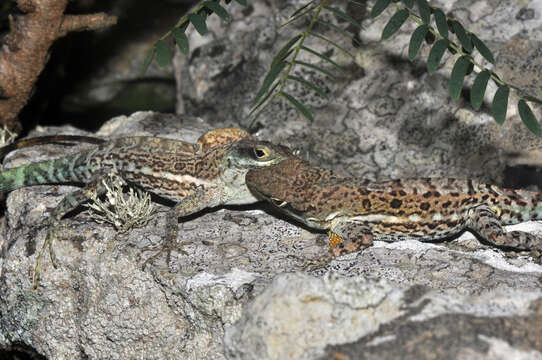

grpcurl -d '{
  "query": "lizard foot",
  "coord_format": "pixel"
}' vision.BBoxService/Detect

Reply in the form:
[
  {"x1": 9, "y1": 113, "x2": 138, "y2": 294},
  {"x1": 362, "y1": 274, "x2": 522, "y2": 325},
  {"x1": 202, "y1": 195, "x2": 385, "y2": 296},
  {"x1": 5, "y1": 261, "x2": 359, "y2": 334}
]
[
  {"x1": 139, "y1": 240, "x2": 191, "y2": 270},
  {"x1": 33, "y1": 225, "x2": 59, "y2": 289}
]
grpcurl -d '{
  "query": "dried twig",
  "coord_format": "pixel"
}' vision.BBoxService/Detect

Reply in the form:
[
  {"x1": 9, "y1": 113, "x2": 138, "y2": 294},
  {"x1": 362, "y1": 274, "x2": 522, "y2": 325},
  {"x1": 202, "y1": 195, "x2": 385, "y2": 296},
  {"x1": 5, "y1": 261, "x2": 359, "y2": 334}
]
[{"x1": 0, "y1": 0, "x2": 117, "y2": 132}]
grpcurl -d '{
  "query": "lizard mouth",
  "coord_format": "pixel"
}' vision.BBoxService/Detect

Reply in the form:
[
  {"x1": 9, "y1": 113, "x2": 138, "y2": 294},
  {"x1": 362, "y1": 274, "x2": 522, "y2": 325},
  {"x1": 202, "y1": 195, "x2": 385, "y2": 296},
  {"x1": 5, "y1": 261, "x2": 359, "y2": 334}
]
[
  {"x1": 248, "y1": 186, "x2": 289, "y2": 208},
  {"x1": 271, "y1": 197, "x2": 288, "y2": 208}
]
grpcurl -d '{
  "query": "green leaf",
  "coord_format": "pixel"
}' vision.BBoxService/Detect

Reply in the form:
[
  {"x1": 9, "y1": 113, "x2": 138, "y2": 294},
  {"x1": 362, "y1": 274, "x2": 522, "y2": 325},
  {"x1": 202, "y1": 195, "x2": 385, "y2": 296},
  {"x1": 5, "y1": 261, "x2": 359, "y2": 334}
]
[
  {"x1": 449, "y1": 56, "x2": 470, "y2": 100},
  {"x1": 492, "y1": 86, "x2": 509, "y2": 125},
  {"x1": 172, "y1": 28, "x2": 189, "y2": 55},
  {"x1": 471, "y1": 35, "x2": 494, "y2": 64},
  {"x1": 249, "y1": 81, "x2": 280, "y2": 117},
  {"x1": 317, "y1": 19, "x2": 358, "y2": 43},
  {"x1": 417, "y1": 0, "x2": 431, "y2": 24},
  {"x1": 427, "y1": 39, "x2": 449, "y2": 73},
  {"x1": 451, "y1": 21, "x2": 472, "y2": 52},
  {"x1": 204, "y1": 1, "x2": 230, "y2": 22},
  {"x1": 381, "y1": 9, "x2": 409, "y2": 41},
  {"x1": 271, "y1": 34, "x2": 302, "y2": 68},
  {"x1": 433, "y1": 9, "x2": 448, "y2": 38},
  {"x1": 324, "y1": 6, "x2": 361, "y2": 28},
  {"x1": 301, "y1": 46, "x2": 345, "y2": 73},
  {"x1": 253, "y1": 61, "x2": 287, "y2": 105},
  {"x1": 408, "y1": 25, "x2": 428, "y2": 61},
  {"x1": 470, "y1": 70, "x2": 490, "y2": 110},
  {"x1": 523, "y1": 95, "x2": 542, "y2": 105},
  {"x1": 518, "y1": 100, "x2": 542, "y2": 136},
  {"x1": 282, "y1": 92, "x2": 314, "y2": 122},
  {"x1": 155, "y1": 40, "x2": 170, "y2": 67},
  {"x1": 294, "y1": 60, "x2": 338, "y2": 81},
  {"x1": 403, "y1": 0, "x2": 414, "y2": 8},
  {"x1": 309, "y1": 31, "x2": 354, "y2": 59},
  {"x1": 139, "y1": 47, "x2": 156, "y2": 76},
  {"x1": 290, "y1": 1, "x2": 315, "y2": 18},
  {"x1": 189, "y1": 13, "x2": 207, "y2": 35},
  {"x1": 234, "y1": 0, "x2": 247, "y2": 6},
  {"x1": 371, "y1": 0, "x2": 392, "y2": 18},
  {"x1": 287, "y1": 75, "x2": 328, "y2": 99}
]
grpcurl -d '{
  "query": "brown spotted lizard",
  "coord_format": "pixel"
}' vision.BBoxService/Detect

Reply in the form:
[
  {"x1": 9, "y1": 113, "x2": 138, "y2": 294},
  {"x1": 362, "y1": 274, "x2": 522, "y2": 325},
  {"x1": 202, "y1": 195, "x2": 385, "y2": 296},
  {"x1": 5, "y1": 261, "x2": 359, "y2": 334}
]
[{"x1": 246, "y1": 157, "x2": 542, "y2": 261}]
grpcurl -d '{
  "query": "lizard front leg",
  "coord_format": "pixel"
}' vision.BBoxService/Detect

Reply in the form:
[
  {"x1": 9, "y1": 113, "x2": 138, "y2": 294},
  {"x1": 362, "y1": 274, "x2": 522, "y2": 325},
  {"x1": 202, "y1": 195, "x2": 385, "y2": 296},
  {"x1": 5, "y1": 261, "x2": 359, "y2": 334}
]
[
  {"x1": 466, "y1": 205, "x2": 542, "y2": 261},
  {"x1": 33, "y1": 174, "x2": 111, "y2": 288},
  {"x1": 141, "y1": 189, "x2": 219, "y2": 268}
]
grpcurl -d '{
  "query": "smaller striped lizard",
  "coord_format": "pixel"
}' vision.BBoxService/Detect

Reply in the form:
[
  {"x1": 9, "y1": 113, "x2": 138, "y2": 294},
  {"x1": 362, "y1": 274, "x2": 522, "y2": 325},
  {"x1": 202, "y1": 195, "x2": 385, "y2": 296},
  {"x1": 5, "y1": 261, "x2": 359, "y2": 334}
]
[{"x1": 0, "y1": 128, "x2": 293, "y2": 287}]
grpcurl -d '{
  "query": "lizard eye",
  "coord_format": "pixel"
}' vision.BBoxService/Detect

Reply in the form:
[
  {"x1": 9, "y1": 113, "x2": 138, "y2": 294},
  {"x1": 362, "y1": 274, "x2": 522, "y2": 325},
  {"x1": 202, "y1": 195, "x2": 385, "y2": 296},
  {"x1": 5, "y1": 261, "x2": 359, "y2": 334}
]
[{"x1": 254, "y1": 146, "x2": 271, "y2": 159}]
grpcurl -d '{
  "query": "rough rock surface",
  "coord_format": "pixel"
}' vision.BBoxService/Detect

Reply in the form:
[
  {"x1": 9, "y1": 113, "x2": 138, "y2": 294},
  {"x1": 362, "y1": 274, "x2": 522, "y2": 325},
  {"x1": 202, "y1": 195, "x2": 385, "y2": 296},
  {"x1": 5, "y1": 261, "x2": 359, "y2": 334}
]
[{"x1": 1, "y1": 112, "x2": 542, "y2": 359}]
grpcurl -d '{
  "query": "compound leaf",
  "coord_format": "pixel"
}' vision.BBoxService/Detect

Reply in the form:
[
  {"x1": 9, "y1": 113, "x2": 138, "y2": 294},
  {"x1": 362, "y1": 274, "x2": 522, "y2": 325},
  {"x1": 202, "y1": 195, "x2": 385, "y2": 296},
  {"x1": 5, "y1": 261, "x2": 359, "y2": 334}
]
[
  {"x1": 282, "y1": 92, "x2": 314, "y2": 122},
  {"x1": 253, "y1": 61, "x2": 287, "y2": 105},
  {"x1": 139, "y1": 47, "x2": 156, "y2": 75},
  {"x1": 324, "y1": 6, "x2": 361, "y2": 28},
  {"x1": 471, "y1": 34, "x2": 495, "y2": 64},
  {"x1": 172, "y1": 28, "x2": 189, "y2": 55},
  {"x1": 381, "y1": 9, "x2": 409, "y2": 41},
  {"x1": 518, "y1": 99, "x2": 542, "y2": 136},
  {"x1": 155, "y1": 40, "x2": 170, "y2": 67},
  {"x1": 204, "y1": 1, "x2": 230, "y2": 22},
  {"x1": 189, "y1": 13, "x2": 207, "y2": 35},
  {"x1": 427, "y1": 39, "x2": 449, "y2": 73},
  {"x1": 408, "y1": 25, "x2": 428, "y2": 61},
  {"x1": 451, "y1": 21, "x2": 472, "y2": 52},
  {"x1": 271, "y1": 34, "x2": 302, "y2": 68},
  {"x1": 433, "y1": 9, "x2": 448, "y2": 38},
  {"x1": 417, "y1": 0, "x2": 431, "y2": 24},
  {"x1": 470, "y1": 70, "x2": 490, "y2": 110},
  {"x1": 288, "y1": 75, "x2": 328, "y2": 99},
  {"x1": 449, "y1": 56, "x2": 470, "y2": 100},
  {"x1": 371, "y1": 0, "x2": 392, "y2": 18},
  {"x1": 492, "y1": 86, "x2": 509, "y2": 125}
]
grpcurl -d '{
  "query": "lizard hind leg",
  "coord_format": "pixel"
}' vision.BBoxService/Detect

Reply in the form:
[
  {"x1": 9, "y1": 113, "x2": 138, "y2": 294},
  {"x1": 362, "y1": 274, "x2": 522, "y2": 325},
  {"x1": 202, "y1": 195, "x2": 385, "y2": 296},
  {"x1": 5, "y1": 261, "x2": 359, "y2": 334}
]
[
  {"x1": 297, "y1": 221, "x2": 374, "y2": 271},
  {"x1": 466, "y1": 205, "x2": 542, "y2": 259},
  {"x1": 33, "y1": 174, "x2": 111, "y2": 289},
  {"x1": 329, "y1": 221, "x2": 374, "y2": 258}
]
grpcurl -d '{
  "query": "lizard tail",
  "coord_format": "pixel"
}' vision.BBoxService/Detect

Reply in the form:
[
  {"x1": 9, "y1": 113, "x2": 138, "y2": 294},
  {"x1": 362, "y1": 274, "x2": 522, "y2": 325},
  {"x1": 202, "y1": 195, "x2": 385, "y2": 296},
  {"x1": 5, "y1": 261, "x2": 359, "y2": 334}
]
[
  {"x1": 0, "y1": 153, "x2": 92, "y2": 191},
  {"x1": 487, "y1": 185, "x2": 542, "y2": 224},
  {"x1": 0, "y1": 135, "x2": 105, "y2": 160}
]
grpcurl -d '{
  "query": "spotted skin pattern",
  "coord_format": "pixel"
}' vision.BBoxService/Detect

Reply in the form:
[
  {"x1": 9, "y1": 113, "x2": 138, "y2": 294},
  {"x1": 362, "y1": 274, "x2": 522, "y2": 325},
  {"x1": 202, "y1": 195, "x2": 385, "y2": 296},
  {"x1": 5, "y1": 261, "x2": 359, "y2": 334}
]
[
  {"x1": 0, "y1": 128, "x2": 294, "y2": 287},
  {"x1": 246, "y1": 158, "x2": 542, "y2": 260}
]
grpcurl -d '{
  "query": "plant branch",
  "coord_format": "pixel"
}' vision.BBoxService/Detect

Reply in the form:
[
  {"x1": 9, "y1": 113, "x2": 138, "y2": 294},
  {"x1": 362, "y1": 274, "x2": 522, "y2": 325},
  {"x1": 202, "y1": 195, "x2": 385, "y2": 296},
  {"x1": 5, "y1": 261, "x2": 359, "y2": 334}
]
[{"x1": 0, "y1": 0, "x2": 117, "y2": 132}]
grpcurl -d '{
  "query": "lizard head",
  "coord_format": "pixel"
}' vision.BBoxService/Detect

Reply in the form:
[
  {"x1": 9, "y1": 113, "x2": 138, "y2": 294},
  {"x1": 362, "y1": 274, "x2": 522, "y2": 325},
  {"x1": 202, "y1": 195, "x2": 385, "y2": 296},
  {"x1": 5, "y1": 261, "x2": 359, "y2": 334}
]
[
  {"x1": 245, "y1": 157, "x2": 344, "y2": 214},
  {"x1": 245, "y1": 157, "x2": 311, "y2": 204},
  {"x1": 217, "y1": 138, "x2": 296, "y2": 205},
  {"x1": 223, "y1": 139, "x2": 294, "y2": 170}
]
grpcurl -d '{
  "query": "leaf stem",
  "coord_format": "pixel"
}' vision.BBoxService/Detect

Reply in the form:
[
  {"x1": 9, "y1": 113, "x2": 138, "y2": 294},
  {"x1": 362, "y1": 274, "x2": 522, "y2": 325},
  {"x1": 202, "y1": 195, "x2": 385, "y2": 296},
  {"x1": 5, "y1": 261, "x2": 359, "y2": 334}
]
[{"x1": 278, "y1": 0, "x2": 329, "y2": 95}]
